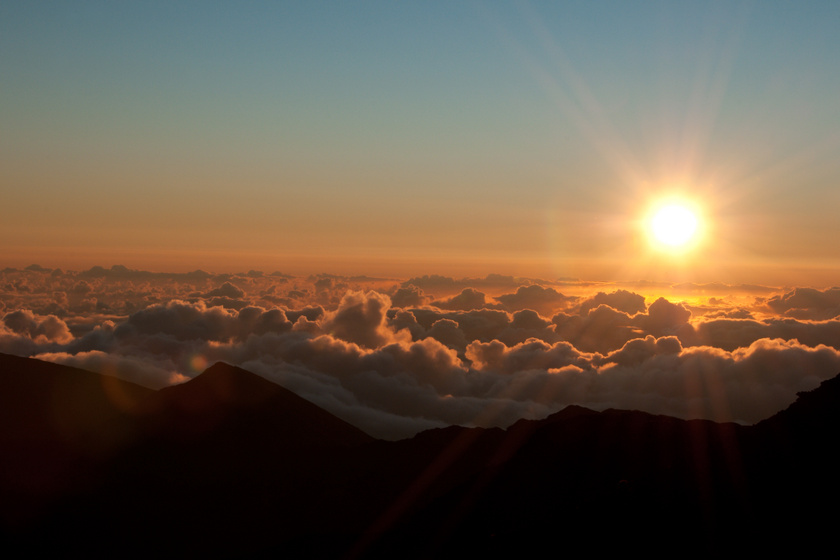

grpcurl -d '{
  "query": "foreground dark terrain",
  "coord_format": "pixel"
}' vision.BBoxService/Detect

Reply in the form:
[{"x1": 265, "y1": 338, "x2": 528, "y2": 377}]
[{"x1": 1, "y1": 351, "x2": 838, "y2": 557}]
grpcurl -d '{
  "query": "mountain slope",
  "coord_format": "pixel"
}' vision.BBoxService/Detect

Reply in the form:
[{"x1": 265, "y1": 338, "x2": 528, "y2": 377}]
[
  {"x1": 139, "y1": 361, "x2": 374, "y2": 448},
  {"x1": 0, "y1": 351, "x2": 154, "y2": 444},
  {"x1": 0, "y1": 352, "x2": 155, "y2": 527}
]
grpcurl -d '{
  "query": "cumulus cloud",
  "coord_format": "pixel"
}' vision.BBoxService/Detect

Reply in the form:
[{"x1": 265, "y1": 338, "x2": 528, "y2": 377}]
[
  {"x1": 763, "y1": 287, "x2": 840, "y2": 320},
  {"x1": 113, "y1": 300, "x2": 296, "y2": 344},
  {"x1": 600, "y1": 335, "x2": 682, "y2": 367},
  {"x1": 2, "y1": 309, "x2": 73, "y2": 344},
  {"x1": 432, "y1": 288, "x2": 492, "y2": 311},
  {"x1": 424, "y1": 318, "x2": 469, "y2": 351},
  {"x1": 577, "y1": 289, "x2": 646, "y2": 315},
  {"x1": 72, "y1": 281, "x2": 94, "y2": 294},
  {"x1": 552, "y1": 305, "x2": 641, "y2": 353},
  {"x1": 202, "y1": 281, "x2": 246, "y2": 299},
  {"x1": 426, "y1": 309, "x2": 512, "y2": 343},
  {"x1": 390, "y1": 285, "x2": 429, "y2": 308},
  {"x1": 466, "y1": 338, "x2": 593, "y2": 374},
  {"x1": 591, "y1": 338, "x2": 840, "y2": 423},
  {"x1": 687, "y1": 316, "x2": 840, "y2": 352},
  {"x1": 323, "y1": 291, "x2": 403, "y2": 349},
  {"x1": 495, "y1": 285, "x2": 574, "y2": 315},
  {"x1": 642, "y1": 297, "x2": 692, "y2": 336}
]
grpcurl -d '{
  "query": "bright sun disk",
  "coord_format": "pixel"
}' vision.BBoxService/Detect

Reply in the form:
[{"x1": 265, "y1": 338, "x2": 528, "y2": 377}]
[{"x1": 650, "y1": 204, "x2": 699, "y2": 248}]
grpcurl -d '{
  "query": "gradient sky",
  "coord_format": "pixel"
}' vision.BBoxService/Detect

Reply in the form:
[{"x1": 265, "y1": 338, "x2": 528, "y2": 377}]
[{"x1": 3, "y1": 1, "x2": 839, "y2": 284}]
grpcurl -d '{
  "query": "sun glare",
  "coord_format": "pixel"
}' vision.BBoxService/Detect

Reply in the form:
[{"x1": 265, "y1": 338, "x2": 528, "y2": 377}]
[{"x1": 646, "y1": 200, "x2": 702, "y2": 252}]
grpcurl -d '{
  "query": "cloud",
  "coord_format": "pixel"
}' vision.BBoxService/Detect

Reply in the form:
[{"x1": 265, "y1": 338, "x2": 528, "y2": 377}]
[
  {"x1": 467, "y1": 335, "x2": 840, "y2": 424},
  {"x1": 763, "y1": 287, "x2": 840, "y2": 320},
  {"x1": 77, "y1": 264, "x2": 215, "y2": 282},
  {"x1": 205, "y1": 297, "x2": 251, "y2": 310},
  {"x1": 704, "y1": 307, "x2": 754, "y2": 320},
  {"x1": 495, "y1": 285, "x2": 574, "y2": 315},
  {"x1": 432, "y1": 288, "x2": 492, "y2": 311},
  {"x1": 72, "y1": 281, "x2": 94, "y2": 294},
  {"x1": 424, "y1": 318, "x2": 469, "y2": 351},
  {"x1": 549, "y1": 293, "x2": 692, "y2": 353},
  {"x1": 389, "y1": 285, "x2": 430, "y2": 308},
  {"x1": 600, "y1": 335, "x2": 683, "y2": 366},
  {"x1": 202, "y1": 281, "x2": 246, "y2": 299},
  {"x1": 552, "y1": 305, "x2": 641, "y2": 353},
  {"x1": 577, "y1": 290, "x2": 646, "y2": 315},
  {"x1": 466, "y1": 338, "x2": 594, "y2": 374},
  {"x1": 323, "y1": 291, "x2": 403, "y2": 349},
  {"x1": 115, "y1": 300, "x2": 239, "y2": 342},
  {"x1": 494, "y1": 309, "x2": 559, "y2": 347},
  {"x1": 670, "y1": 282, "x2": 779, "y2": 294},
  {"x1": 403, "y1": 274, "x2": 550, "y2": 296},
  {"x1": 35, "y1": 350, "x2": 187, "y2": 390},
  {"x1": 641, "y1": 297, "x2": 692, "y2": 336},
  {"x1": 314, "y1": 276, "x2": 334, "y2": 290},
  {"x1": 432, "y1": 309, "x2": 512, "y2": 343},
  {"x1": 2, "y1": 309, "x2": 73, "y2": 344},
  {"x1": 688, "y1": 316, "x2": 840, "y2": 352},
  {"x1": 388, "y1": 310, "x2": 426, "y2": 342},
  {"x1": 591, "y1": 338, "x2": 840, "y2": 423},
  {"x1": 112, "y1": 300, "x2": 294, "y2": 346},
  {"x1": 5, "y1": 269, "x2": 840, "y2": 440}
]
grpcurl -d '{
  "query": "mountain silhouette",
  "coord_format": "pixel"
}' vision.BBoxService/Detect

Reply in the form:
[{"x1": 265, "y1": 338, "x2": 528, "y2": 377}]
[
  {"x1": 0, "y1": 353, "x2": 154, "y2": 528},
  {"x1": 137, "y1": 361, "x2": 373, "y2": 448},
  {"x1": 2, "y1": 352, "x2": 839, "y2": 557}
]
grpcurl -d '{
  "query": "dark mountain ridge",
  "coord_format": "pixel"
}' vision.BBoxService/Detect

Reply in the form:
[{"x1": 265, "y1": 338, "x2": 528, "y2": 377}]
[
  {"x1": 1, "y1": 352, "x2": 838, "y2": 557},
  {"x1": 137, "y1": 361, "x2": 373, "y2": 448}
]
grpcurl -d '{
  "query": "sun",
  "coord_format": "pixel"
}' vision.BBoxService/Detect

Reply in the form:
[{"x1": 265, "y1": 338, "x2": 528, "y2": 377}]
[
  {"x1": 646, "y1": 200, "x2": 702, "y2": 252},
  {"x1": 652, "y1": 204, "x2": 697, "y2": 246}
]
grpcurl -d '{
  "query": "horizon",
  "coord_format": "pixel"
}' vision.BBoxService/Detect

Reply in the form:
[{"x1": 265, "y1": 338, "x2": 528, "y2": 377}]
[{"x1": 4, "y1": 259, "x2": 840, "y2": 290}]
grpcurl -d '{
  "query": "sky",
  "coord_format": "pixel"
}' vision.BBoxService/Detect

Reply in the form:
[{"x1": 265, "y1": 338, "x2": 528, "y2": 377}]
[{"x1": 3, "y1": 1, "x2": 840, "y2": 284}]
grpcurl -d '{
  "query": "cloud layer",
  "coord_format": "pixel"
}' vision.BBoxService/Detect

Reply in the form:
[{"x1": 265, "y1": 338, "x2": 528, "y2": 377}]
[{"x1": 3, "y1": 265, "x2": 840, "y2": 439}]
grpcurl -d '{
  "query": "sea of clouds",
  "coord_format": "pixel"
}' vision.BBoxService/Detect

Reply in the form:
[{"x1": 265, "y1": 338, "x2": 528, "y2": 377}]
[{"x1": 3, "y1": 264, "x2": 840, "y2": 439}]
